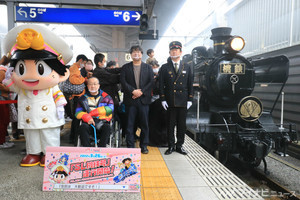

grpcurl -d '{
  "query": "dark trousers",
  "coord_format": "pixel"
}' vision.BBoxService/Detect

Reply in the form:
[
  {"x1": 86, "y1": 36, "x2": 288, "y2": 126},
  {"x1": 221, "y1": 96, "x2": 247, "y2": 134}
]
[
  {"x1": 149, "y1": 99, "x2": 168, "y2": 147},
  {"x1": 79, "y1": 119, "x2": 111, "y2": 147},
  {"x1": 166, "y1": 107, "x2": 187, "y2": 148},
  {"x1": 64, "y1": 95, "x2": 72, "y2": 118},
  {"x1": 70, "y1": 97, "x2": 80, "y2": 144},
  {"x1": 126, "y1": 100, "x2": 149, "y2": 148},
  {"x1": 0, "y1": 104, "x2": 9, "y2": 144}
]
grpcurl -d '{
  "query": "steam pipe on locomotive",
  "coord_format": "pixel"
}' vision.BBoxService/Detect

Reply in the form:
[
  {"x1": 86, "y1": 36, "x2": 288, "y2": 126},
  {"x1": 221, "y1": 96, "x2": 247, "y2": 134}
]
[{"x1": 186, "y1": 27, "x2": 298, "y2": 173}]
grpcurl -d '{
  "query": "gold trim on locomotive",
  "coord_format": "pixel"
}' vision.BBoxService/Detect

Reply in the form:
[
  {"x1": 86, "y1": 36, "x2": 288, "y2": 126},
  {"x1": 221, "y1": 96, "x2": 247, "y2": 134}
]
[{"x1": 238, "y1": 96, "x2": 263, "y2": 122}]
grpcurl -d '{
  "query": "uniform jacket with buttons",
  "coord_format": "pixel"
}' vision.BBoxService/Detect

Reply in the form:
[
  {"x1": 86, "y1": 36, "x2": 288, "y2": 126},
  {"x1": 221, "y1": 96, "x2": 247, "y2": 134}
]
[
  {"x1": 159, "y1": 58, "x2": 193, "y2": 107},
  {"x1": 6, "y1": 79, "x2": 66, "y2": 129}
]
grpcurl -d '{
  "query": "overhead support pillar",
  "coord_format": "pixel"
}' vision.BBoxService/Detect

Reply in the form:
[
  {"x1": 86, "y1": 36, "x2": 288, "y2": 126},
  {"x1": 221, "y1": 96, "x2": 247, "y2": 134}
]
[
  {"x1": 7, "y1": 1, "x2": 15, "y2": 31},
  {"x1": 111, "y1": 27, "x2": 126, "y2": 66}
]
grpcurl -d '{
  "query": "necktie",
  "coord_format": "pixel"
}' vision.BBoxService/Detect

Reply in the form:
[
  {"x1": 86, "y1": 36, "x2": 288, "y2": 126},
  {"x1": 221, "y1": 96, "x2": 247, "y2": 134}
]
[{"x1": 175, "y1": 63, "x2": 178, "y2": 73}]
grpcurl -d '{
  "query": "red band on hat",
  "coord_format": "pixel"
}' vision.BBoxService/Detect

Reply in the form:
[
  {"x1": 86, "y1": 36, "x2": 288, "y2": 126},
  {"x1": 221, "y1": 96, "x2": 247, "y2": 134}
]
[{"x1": 170, "y1": 45, "x2": 181, "y2": 49}]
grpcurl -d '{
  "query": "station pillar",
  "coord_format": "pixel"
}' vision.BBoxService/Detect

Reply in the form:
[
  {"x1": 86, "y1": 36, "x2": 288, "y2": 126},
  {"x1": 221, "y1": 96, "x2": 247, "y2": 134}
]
[
  {"x1": 111, "y1": 27, "x2": 126, "y2": 66},
  {"x1": 7, "y1": 2, "x2": 15, "y2": 31}
]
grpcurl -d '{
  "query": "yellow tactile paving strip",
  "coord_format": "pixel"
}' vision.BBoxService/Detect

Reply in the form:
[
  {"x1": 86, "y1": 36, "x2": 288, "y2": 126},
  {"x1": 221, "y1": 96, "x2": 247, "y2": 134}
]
[{"x1": 141, "y1": 146, "x2": 182, "y2": 200}]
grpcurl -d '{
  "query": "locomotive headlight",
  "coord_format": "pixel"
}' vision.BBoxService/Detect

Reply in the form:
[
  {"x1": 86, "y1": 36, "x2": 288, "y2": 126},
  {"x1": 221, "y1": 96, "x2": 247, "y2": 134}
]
[{"x1": 230, "y1": 36, "x2": 245, "y2": 52}]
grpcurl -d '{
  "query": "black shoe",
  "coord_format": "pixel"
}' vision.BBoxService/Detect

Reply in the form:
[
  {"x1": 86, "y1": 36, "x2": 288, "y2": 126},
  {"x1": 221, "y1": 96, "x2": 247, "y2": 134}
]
[
  {"x1": 165, "y1": 147, "x2": 175, "y2": 155},
  {"x1": 176, "y1": 147, "x2": 187, "y2": 155},
  {"x1": 141, "y1": 147, "x2": 149, "y2": 154}
]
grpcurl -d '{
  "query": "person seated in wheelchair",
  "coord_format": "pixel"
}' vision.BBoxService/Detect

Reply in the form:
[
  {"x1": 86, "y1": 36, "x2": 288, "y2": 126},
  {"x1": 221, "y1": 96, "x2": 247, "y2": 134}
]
[{"x1": 75, "y1": 77, "x2": 114, "y2": 147}]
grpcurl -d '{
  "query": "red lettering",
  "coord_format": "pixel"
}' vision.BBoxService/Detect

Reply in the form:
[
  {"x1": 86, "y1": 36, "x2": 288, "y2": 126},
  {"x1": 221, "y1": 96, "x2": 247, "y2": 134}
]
[
  {"x1": 90, "y1": 168, "x2": 97, "y2": 177},
  {"x1": 82, "y1": 170, "x2": 89, "y2": 178},
  {"x1": 70, "y1": 163, "x2": 75, "y2": 172},
  {"x1": 87, "y1": 161, "x2": 95, "y2": 169},
  {"x1": 106, "y1": 158, "x2": 111, "y2": 166},
  {"x1": 110, "y1": 165, "x2": 115, "y2": 174},
  {"x1": 80, "y1": 162, "x2": 87, "y2": 170},
  {"x1": 70, "y1": 163, "x2": 82, "y2": 172},
  {"x1": 99, "y1": 159, "x2": 106, "y2": 166},
  {"x1": 103, "y1": 167, "x2": 110, "y2": 174},
  {"x1": 97, "y1": 167, "x2": 104, "y2": 176}
]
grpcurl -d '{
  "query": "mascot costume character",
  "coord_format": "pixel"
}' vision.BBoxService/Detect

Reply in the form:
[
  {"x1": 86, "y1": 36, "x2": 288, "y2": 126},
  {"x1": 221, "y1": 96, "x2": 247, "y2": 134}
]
[{"x1": 2, "y1": 24, "x2": 72, "y2": 167}]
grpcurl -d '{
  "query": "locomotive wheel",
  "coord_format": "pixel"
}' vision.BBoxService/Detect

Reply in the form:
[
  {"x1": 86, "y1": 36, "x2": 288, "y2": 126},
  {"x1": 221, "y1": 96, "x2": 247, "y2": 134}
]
[
  {"x1": 251, "y1": 158, "x2": 262, "y2": 167},
  {"x1": 214, "y1": 150, "x2": 229, "y2": 164}
]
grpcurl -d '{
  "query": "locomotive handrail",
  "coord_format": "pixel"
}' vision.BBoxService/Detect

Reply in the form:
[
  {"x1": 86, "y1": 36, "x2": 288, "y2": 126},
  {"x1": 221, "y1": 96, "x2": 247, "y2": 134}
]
[{"x1": 235, "y1": 124, "x2": 265, "y2": 131}]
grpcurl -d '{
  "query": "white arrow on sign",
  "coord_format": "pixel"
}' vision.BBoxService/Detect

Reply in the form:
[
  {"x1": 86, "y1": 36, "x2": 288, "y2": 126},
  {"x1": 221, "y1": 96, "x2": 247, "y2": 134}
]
[
  {"x1": 132, "y1": 12, "x2": 140, "y2": 21},
  {"x1": 17, "y1": 7, "x2": 27, "y2": 18}
]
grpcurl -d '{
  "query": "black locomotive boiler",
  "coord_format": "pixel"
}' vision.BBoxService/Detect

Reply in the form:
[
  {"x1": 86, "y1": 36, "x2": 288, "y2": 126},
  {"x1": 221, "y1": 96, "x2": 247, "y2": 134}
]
[{"x1": 186, "y1": 27, "x2": 297, "y2": 172}]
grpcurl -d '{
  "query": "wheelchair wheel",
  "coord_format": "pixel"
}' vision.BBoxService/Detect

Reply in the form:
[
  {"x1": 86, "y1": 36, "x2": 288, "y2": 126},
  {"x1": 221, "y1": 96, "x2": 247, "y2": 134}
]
[{"x1": 114, "y1": 120, "x2": 122, "y2": 148}]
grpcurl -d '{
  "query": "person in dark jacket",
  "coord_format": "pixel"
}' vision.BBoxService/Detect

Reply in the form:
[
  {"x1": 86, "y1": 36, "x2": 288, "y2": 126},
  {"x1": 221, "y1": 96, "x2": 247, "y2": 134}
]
[
  {"x1": 148, "y1": 60, "x2": 168, "y2": 147},
  {"x1": 120, "y1": 45, "x2": 154, "y2": 154},
  {"x1": 80, "y1": 59, "x2": 94, "y2": 79},
  {"x1": 159, "y1": 41, "x2": 194, "y2": 155},
  {"x1": 93, "y1": 54, "x2": 121, "y2": 109}
]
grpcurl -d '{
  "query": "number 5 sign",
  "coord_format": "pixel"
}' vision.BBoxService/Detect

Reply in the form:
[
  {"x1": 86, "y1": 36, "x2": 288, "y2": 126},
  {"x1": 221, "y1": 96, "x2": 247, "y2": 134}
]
[{"x1": 16, "y1": 6, "x2": 142, "y2": 26}]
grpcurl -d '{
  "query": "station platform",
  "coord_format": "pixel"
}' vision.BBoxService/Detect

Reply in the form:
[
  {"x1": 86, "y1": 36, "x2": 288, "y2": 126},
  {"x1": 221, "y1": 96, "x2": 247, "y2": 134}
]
[{"x1": 0, "y1": 123, "x2": 263, "y2": 200}]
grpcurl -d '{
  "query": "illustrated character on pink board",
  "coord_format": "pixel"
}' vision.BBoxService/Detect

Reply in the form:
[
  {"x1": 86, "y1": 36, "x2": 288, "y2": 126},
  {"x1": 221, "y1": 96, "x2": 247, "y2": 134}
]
[
  {"x1": 2, "y1": 24, "x2": 72, "y2": 167},
  {"x1": 49, "y1": 164, "x2": 69, "y2": 184}
]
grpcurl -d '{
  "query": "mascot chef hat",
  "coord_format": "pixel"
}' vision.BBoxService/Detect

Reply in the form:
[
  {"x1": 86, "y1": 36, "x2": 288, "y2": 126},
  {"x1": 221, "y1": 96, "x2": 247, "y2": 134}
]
[{"x1": 2, "y1": 24, "x2": 73, "y2": 65}]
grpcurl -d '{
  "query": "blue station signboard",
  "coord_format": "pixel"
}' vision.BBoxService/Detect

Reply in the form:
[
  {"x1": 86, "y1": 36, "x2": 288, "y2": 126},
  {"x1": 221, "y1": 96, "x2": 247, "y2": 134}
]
[{"x1": 15, "y1": 6, "x2": 141, "y2": 26}]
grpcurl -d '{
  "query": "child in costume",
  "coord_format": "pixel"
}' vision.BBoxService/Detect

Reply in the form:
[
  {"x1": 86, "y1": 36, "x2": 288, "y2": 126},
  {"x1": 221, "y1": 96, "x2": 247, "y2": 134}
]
[{"x1": 3, "y1": 24, "x2": 72, "y2": 167}]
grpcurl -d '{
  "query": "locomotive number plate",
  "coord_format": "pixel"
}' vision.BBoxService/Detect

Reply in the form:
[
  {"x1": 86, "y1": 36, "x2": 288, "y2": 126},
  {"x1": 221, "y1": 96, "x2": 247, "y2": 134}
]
[{"x1": 220, "y1": 63, "x2": 245, "y2": 74}]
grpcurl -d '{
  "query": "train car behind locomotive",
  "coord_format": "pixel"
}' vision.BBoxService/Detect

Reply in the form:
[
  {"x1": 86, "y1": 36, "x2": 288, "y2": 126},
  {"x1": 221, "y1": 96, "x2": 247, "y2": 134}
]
[{"x1": 186, "y1": 27, "x2": 298, "y2": 172}]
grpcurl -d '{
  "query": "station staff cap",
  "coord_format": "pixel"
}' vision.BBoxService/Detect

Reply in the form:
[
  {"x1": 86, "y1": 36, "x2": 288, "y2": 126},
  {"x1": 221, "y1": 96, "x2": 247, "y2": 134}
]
[
  {"x1": 169, "y1": 41, "x2": 182, "y2": 50},
  {"x1": 2, "y1": 24, "x2": 73, "y2": 65}
]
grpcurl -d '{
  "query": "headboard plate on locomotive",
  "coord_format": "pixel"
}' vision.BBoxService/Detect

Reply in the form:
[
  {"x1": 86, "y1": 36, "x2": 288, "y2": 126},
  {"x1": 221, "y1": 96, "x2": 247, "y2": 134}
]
[{"x1": 238, "y1": 96, "x2": 263, "y2": 122}]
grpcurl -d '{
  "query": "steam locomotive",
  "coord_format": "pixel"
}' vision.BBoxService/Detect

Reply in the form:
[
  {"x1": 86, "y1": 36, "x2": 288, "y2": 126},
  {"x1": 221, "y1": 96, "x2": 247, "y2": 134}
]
[{"x1": 186, "y1": 27, "x2": 297, "y2": 172}]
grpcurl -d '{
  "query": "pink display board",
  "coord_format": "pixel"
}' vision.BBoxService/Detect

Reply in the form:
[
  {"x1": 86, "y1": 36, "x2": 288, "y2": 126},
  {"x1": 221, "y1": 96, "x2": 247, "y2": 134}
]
[{"x1": 43, "y1": 146, "x2": 141, "y2": 192}]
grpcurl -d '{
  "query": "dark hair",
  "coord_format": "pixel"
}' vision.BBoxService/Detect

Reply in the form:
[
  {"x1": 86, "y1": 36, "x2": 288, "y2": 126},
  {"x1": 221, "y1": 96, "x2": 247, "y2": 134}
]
[
  {"x1": 106, "y1": 61, "x2": 116, "y2": 68},
  {"x1": 87, "y1": 76, "x2": 100, "y2": 83},
  {"x1": 0, "y1": 55, "x2": 10, "y2": 66},
  {"x1": 149, "y1": 60, "x2": 159, "y2": 67},
  {"x1": 122, "y1": 158, "x2": 132, "y2": 163},
  {"x1": 130, "y1": 45, "x2": 143, "y2": 54},
  {"x1": 10, "y1": 49, "x2": 67, "y2": 76},
  {"x1": 94, "y1": 53, "x2": 105, "y2": 67},
  {"x1": 87, "y1": 59, "x2": 94, "y2": 66},
  {"x1": 54, "y1": 170, "x2": 68, "y2": 177},
  {"x1": 76, "y1": 54, "x2": 88, "y2": 62},
  {"x1": 147, "y1": 49, "x2": 154, "y2": 56}
]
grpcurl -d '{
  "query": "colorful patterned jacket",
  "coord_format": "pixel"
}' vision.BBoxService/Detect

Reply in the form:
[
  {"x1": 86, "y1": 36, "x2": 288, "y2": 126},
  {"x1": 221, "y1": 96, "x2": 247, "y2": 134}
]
[{"x1": 75, "y1": 89, "x2": 114, "y2": 122}]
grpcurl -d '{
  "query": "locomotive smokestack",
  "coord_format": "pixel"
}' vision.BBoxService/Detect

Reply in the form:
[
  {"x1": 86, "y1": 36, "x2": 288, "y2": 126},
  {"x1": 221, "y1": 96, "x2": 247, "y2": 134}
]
[{"x1": 210, "y1": 27, "x2": 232, "y2": 55}]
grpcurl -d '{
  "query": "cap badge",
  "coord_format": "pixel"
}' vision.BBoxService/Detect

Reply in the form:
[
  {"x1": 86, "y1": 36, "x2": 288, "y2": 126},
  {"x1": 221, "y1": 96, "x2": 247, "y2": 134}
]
[
  {"x1": 57, "y1": 54, "x2": 63, "y2": 61},
  {"x1": 16, "y1": 29, "x2": 45, "y2": 51}
]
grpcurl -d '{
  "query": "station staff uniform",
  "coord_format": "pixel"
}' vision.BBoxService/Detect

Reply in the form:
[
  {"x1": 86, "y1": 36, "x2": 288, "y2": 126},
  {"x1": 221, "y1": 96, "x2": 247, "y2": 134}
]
[{"x1": 159, "y1": 42, "x2": 193, "y2": 154}]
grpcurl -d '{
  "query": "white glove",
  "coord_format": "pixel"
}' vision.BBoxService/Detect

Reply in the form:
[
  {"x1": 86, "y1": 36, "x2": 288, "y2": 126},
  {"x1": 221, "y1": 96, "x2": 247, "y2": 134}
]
[
  {"x1": 57, "y1": 105, "x2": 65, "y2": 119},
  {"x1": 161, "y1": 101, "x2": 168, "y2": 110},
  {"x1": 187, "y1": 101, "x2": 192, "y2": 109}
]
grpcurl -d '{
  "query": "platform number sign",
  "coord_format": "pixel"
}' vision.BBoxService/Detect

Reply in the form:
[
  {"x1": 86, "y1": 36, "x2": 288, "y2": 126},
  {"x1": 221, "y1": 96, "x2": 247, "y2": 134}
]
[{"x1": 15, "y1": 6, "x2": 142, "y2": 26}]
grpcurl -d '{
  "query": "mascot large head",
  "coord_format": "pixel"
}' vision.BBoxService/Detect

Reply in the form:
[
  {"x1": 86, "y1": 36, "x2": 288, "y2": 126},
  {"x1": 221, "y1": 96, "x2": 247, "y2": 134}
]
[{"x1": 2, "y1": 24, "x2": 72, "y2": 90}]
